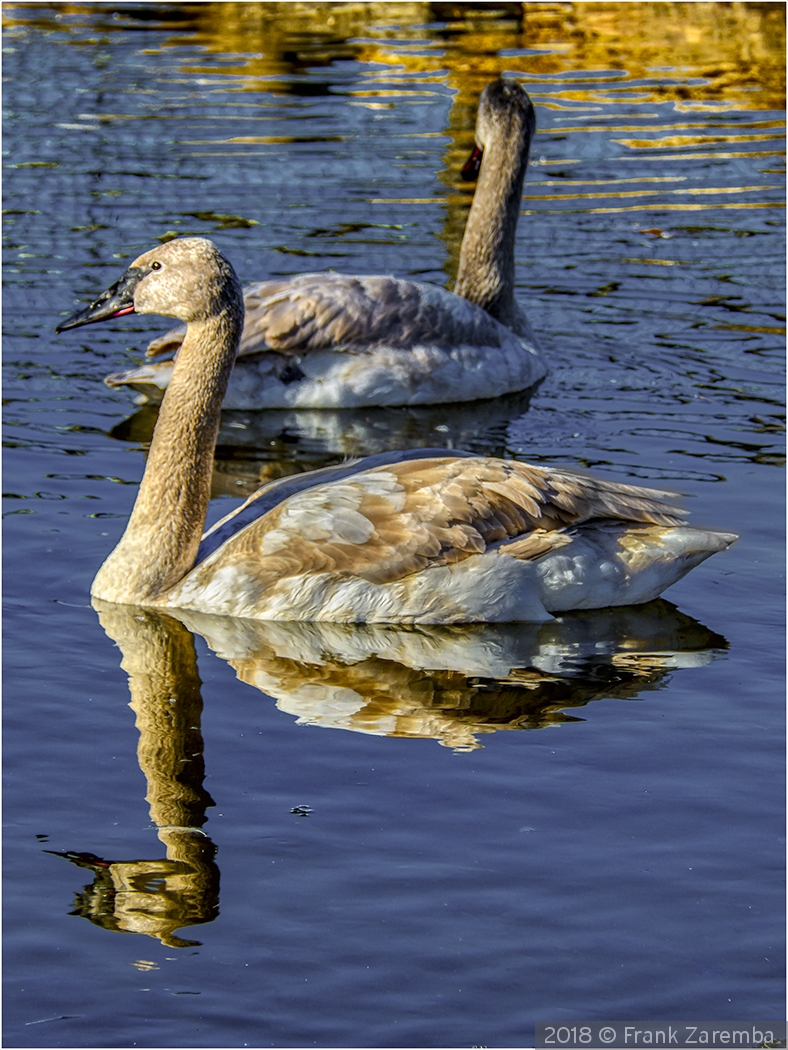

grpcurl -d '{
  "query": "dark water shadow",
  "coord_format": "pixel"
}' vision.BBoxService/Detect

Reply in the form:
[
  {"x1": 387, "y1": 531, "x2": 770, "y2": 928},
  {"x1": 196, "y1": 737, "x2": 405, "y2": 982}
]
[{"x1": 108, "y1": 388, "x2": 539, "y2": 497}]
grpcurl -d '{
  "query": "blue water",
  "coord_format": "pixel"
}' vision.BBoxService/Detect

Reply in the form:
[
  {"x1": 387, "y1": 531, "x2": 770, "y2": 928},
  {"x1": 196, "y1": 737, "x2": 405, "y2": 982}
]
[{"x1": 2, "y1": 4, "x2": 784, "y2": 1047}]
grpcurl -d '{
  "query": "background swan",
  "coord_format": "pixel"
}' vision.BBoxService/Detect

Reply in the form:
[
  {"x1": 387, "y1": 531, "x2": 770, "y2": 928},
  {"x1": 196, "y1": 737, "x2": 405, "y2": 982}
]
[
  {"x1": 98, "y1": 79, "x2": 547, "y2": 409},
  {"x1": 56, "y1": 237, "x2": 736, "y2": 624}
]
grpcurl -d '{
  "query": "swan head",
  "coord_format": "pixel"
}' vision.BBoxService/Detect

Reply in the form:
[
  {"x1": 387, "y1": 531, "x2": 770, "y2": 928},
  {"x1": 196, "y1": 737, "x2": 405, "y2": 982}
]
[
  {"x1": 55, "y1": 237, "x2": 243, "y2": 333},
  {"x1": 461, "y1": 78, "x2": 536, "y2": 182}
]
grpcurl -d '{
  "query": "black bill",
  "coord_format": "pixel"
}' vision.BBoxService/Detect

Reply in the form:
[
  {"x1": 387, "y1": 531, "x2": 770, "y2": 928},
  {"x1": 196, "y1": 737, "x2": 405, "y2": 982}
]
[
  {"x1": 460, "y1": 143, "x2": 483, "y2": 182},
  {"x1": 55, "y1": 266, "x2": 146, "y2": 333}
]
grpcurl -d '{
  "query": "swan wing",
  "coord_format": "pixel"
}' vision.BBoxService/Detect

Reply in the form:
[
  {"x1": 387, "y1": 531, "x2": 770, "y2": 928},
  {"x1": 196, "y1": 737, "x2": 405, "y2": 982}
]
[
  {"x1": 146, "y1": 274, "x2": 513, "y2": 360},
  {"x1": 194, "y1": 455, "x2": 688, "y2": 590}
]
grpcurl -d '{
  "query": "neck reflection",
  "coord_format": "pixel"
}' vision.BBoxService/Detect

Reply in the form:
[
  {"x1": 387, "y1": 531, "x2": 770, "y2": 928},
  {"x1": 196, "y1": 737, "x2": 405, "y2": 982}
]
[{"x1": 49, "y1": 604, "x2": 219, "y2": 948}]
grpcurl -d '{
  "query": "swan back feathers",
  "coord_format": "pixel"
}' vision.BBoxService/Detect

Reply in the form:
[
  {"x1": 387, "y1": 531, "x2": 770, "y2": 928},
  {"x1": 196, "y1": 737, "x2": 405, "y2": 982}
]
[
  {"x1": 153, "y1": 273, "x2": 525, "y2": 360},
  {"x1": 190, "y1": 454, "x2": 689, "y2": 597}
]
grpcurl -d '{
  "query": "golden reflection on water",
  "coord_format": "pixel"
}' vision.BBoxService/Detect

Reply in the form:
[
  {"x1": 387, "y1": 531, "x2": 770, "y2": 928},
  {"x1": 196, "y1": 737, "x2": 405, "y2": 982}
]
[
  {"x1": 141, "y1": 1, "x2": 785, "y2": 107},
  {"x1": 174, "y1": 2, "x2": 783, "y2": 271},
  {"x1": 8, "y1": 2, "x2": 785, "y2": 117},
  {"x1": 32, "y1": 2, "x2": 784, "y2": 108},
  {"x1": 524, "y1": 185, "x2": 779, "y2": 200},
  {"x1": 10, "y1": 1, "x2": 781, "y2": 287}
]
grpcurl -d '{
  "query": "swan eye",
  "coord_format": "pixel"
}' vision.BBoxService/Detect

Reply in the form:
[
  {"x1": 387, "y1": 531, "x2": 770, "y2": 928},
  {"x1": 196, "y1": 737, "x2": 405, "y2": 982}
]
[{"x1": 150, "y1": 261, "x2": 162, "y2": 271}]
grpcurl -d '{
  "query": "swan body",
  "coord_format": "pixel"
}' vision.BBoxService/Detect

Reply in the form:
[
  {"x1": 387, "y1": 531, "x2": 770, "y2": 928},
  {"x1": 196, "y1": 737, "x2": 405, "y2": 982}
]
[
  {"x1": 102, "y1": 79, "x2": 548, "y2": 409},
  {"x1": 164, "y1": 458, "x2": 732, "y2": 623},
  {"x1": 106, "y1": 274, "x2": 545, "y2": 408},
  {"x1": 56, "y1": 236, "x2": 736, "y2": 625}
]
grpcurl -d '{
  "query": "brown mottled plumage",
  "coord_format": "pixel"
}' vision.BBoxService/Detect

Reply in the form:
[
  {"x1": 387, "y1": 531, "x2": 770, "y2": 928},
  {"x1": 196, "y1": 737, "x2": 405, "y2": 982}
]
[
  {"x1": 193, "y1": 456, "x2": 686, "y2": 591},
  {"x1": 146, "y1": 274, "x2": 519, "y2": 360}
]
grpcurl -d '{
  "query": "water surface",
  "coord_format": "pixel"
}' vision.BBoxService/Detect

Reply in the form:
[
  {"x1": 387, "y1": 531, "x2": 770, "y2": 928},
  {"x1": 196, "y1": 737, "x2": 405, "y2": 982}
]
[{"x1": 2, "y1": 4, "x2": 784, "y2": 1047}]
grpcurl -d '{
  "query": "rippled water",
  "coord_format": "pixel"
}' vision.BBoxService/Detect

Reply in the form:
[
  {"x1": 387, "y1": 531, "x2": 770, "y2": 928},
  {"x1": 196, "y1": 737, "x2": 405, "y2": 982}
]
[{"x1": 3, "y1": 4, "x2": 785, "y2": 1048}]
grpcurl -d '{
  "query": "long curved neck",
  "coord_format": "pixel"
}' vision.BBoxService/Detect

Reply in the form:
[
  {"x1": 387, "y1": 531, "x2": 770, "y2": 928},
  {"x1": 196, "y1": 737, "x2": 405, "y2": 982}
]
[
  {"x1": 454, "y1": 133, "x2": 529, "y2": 331},
  {"x1": 92, "y1": 308, "x2": 241, "y2": 605}
]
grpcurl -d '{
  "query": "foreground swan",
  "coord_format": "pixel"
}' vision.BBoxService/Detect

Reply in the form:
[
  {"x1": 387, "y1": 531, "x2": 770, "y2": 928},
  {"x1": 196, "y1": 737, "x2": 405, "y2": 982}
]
[
  {"x1": 57, "y1": 237, "x2": 736, "y2": 623},
  {"x1": 100, "y1": 79, "x2": 547, "y2": 409}
]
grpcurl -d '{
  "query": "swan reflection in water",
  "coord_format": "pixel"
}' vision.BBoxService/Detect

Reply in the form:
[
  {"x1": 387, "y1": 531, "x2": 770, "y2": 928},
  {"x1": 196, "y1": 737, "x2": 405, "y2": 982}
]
[
  {"x1": 108, "y1": 388, "x2": 538, "y2": 499},
  {"x1": 49, "y1": 596, "x2": 727, "y2": 949},
  {"x1": 48, "y1": 605, "x2": 220, "y2": 949},
  {"x1": 49, "y1": 599, "x2": 726, "y2": 945},
  {"x1": 172, "y1": 599, "x2": 727, "y2": 751}
]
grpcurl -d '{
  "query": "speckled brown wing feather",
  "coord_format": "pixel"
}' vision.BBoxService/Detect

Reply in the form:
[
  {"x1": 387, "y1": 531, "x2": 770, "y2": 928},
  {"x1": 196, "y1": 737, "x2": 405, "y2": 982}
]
[
  {"x1": 199, "y1": 456, "x2": 688, "y2": 589},
  {"x1": 146, "y1": 274, "x2": 509, "y2": 360},
  {"x1": 490, "y1": 461, "x2": 687, "y2": 531}
]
